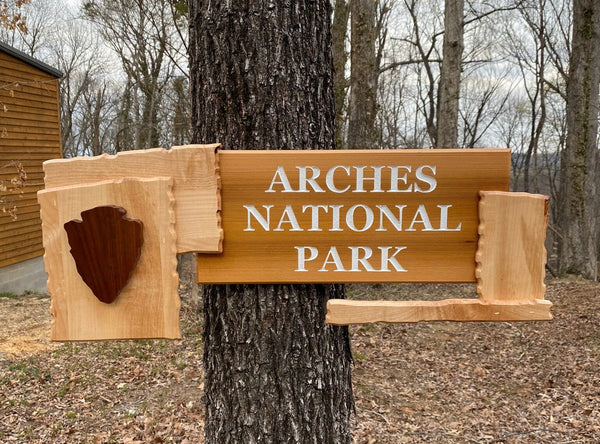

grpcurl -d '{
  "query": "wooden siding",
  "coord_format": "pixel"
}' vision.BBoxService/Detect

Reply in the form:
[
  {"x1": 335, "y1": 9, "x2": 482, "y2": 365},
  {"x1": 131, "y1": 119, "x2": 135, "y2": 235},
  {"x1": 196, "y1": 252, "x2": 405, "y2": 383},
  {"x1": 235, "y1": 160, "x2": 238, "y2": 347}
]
[{"x1": 0, "y1": 50, "x2": 61, "y2": 268}]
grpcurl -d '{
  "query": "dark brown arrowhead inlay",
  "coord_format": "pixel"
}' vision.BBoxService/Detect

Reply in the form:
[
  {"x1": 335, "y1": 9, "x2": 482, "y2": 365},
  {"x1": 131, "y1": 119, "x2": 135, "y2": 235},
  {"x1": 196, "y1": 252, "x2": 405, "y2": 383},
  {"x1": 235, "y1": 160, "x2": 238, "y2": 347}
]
[{"x1": 64, "y1": 206, "x2": 144, "y2": 304}]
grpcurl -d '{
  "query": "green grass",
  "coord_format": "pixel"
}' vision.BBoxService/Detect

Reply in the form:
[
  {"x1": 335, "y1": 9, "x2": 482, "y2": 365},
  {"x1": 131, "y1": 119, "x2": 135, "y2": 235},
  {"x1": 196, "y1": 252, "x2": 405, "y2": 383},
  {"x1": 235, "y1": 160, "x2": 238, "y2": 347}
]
[
  {"x1": 0, "y1": 291, "x2": 18, "y2": 299},
  {"x1": 353, "y1": 351, "x2": 368, "y2": 362}
]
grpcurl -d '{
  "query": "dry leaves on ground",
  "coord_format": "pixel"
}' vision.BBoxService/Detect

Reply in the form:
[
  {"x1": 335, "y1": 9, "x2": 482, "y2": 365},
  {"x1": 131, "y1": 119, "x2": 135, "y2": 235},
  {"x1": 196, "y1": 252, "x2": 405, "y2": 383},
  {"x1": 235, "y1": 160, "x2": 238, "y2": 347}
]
[{"x1": 1, "y1": 278, "x2": 599, "y2": 443}]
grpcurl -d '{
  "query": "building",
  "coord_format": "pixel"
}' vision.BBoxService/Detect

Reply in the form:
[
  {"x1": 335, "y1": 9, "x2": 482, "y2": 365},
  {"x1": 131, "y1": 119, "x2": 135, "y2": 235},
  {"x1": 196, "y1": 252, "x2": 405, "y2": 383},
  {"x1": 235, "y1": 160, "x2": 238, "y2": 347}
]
[{"x1": 0, "y1": 42, "x2": 62, "y2": 294}]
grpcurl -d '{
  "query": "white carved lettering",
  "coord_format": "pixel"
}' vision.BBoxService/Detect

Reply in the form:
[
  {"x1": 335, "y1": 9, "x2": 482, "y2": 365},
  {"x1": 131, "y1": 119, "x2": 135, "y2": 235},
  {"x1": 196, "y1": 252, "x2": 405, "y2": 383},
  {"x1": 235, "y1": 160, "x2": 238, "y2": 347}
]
[
  {"x1": 346, "y1": 204, "x2": 374, "y2": 232},
  {"x1": 406, "y1": 204, "x2": 434, "y2": 231},
  {"x1": 274, "y1": 205, "x2": 303, "y2": 231},
  {"x1": 243, "y1": 205, "x2": 273, "y2": 231},
  {"x1": 353, "y1": 166, "x2": 384, "y2": 192},
  {"x1": 350, "y1": 246, "x2": 376, "y2": 271},
  {"x1": 297, "y1": 166, "x2": 325, "y2": 193},
  {"x1": 325, "y1": 165, "x2": 352, "y2": 193},
  {"x1": 388, "y1": 166, "x2": 412, "y2": 192},
  {"x1": 266, "y1": 166, "x2": 294, "y2": 192},
  {"x1": 414, "y1": 165, "x2": 437, "y2": 193},
  {"x1": 319, "y1": 246, "x2": 346, "y2": 271},
  {"x1": 295, "y1": 246, "x2": 319, "y2": 271}
]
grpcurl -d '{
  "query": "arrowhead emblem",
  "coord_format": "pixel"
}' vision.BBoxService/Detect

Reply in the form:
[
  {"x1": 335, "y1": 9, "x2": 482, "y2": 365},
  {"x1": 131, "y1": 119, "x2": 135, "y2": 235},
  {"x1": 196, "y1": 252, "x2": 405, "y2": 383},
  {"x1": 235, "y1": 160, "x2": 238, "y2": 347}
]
[{"x1": 64, "y1": 206, "x2": 144, "y2": 304}]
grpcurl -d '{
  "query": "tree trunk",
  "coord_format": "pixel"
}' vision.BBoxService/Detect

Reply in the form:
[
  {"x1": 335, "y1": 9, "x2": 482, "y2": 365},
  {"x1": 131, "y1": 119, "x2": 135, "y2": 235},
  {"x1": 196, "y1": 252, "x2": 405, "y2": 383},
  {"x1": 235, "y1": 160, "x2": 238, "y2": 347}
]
[
  {"x1": 436, "y1": 0, "x2": 464, "y2": 148},
  {"x1": 559, "y1": 0, "x2": 600, "y2": 280},
  {"x1": 332, "y1": 0, "x2": 350, "y2": 150},
  {"x1": 189, "y1": 2, "x2": 354, "y2": 442},
  {"x1": 346, "y1": 0, "x2": 377, "y2": 149}
]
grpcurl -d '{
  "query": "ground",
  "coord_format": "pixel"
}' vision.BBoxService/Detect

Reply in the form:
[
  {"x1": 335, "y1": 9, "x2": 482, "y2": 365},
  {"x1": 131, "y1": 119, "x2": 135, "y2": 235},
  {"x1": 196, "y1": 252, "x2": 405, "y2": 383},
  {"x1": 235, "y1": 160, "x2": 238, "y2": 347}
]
[{"x1": 1, "y1": 278, "x2": 599, "y2": 443}]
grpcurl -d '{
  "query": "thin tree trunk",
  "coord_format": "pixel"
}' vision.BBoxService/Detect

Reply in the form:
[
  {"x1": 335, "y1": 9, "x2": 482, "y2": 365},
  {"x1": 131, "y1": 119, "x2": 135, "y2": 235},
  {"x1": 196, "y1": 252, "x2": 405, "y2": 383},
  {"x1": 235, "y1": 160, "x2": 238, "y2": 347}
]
[
  {"x1": 436, "y1": 0, "x2": 464, "y2": 148},
  {"x1": 189, "y1": 1, "x2": 354, "y2": 442},
  {"x1": 332, "y1": 0, "x2": 350, "y2": 150},
  {"x1": 559, "y1": 0, "x2": 600, "y2": 280},
  {"x1": 347, "y1": 0, "x2": 377, "y2": 149},
  {"x1": 91, "y1": 88, "x2": 102, "y2": 156}
]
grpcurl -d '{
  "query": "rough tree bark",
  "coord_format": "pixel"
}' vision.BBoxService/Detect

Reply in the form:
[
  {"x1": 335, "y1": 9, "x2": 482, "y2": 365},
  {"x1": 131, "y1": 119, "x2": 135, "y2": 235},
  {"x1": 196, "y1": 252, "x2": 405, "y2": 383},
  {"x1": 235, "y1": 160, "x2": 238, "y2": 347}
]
[
  {"x1": 436, "y1": 0, "x2": 464, "y2": 148},
  {"x1": 346, "y1": 0, "x2": 377, "y2": 149},
  {"x1": 559, "y1": 0, "x2": 600, "y2": 280},
  {"x1": 189, "y1": 2, "x2": 354, "y2": 443}
]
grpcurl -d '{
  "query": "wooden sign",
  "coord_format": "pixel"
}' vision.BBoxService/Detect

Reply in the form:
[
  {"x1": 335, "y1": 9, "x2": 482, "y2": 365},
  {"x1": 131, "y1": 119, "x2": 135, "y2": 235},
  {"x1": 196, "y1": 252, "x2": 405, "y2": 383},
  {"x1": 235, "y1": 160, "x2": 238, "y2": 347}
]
[
  {"x1": 38, "y1": 145, "x2": 552, "y2": 340},
  {"x1": 38, "y1": 145, "x2": 221, "y2": 340},
  {"x1": 38, "y1": 178, "x2": 180, "y2": 340},
  {"x1": 196, "y1": 149, "x2": 511, "y2": 283}
]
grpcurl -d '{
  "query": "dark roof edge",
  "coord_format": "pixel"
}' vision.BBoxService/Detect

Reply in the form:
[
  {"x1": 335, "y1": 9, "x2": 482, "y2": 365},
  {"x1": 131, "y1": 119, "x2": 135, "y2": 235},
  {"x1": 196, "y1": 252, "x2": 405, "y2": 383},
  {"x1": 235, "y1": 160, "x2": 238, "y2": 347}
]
[{"x1": 0, "y1": 41, "x2": 63, "y2": 79}]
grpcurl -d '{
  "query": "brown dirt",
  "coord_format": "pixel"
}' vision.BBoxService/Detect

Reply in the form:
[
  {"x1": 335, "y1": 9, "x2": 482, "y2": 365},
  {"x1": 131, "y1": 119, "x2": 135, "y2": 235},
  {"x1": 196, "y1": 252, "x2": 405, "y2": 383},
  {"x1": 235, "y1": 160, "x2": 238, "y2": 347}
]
[
  {"x1": 1, "y1": 278, "x2": 599, "y2": 443},
  {"x1": 0, "y1": 293, "x2": 56, "y2": 358}
]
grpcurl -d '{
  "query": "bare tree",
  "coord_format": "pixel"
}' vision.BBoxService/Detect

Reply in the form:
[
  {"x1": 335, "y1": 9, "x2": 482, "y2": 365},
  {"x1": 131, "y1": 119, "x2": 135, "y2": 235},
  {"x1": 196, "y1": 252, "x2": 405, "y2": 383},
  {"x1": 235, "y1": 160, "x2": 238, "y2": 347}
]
[
  {"x1": 459, "y1": 66, "x2": 515, "y2": 148},
  {"x1": 0, "y1": 0, "x2": 62, "y2": 55},
  {"x1": 558, "y1": 0, "x2": 600, "y2": 280},
  {"x1": 347, "y1": 0, "x2": 378, "y2": 149},
  {"x1": 49, "y1": 20, "x2": 115, "y2": 157},
  {"x1": 512, "y1": 0, "x2": 549, "y2": 193},
  {"x1": 403, "y1": 0, "x2": 443, "y2": 146},
  {"x1": 83, "y1": 0, "x2": 181, "y2": 150},
  {"x1": 436, "y1": 0, "x2": 464, "y2": 148},
  {"x1": 332, "y1": 0, "x2": 350, "y2": 149}
]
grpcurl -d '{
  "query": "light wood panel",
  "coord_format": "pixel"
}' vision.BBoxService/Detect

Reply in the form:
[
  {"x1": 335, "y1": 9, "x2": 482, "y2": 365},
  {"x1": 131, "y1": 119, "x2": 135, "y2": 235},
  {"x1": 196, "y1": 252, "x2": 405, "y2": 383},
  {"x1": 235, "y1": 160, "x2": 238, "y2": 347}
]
[
  {"x1": 0, "y1": 132, "x2": 62, "y2": 143},
  {"x1": 197, "y1": 149, "x2": 510, "y2": 283},
  {"x1": 43, "y1": 145, "x2": 222, "y2": 254},
  {"x1": 1, "y1": 249, "x2": 43, "y2": 267},
  {"x1": 0, "y1": 76, "x2": 58, "y2": 94},
  {"x1": 326, "y1": 299, "x2": 553, "y2": 324},
  {"x1": 3, "y1": 103, "x2": 61, "y2": 118},
  {"x1": 0, "y1": 115, "x2": 61, "y2": 128},
  {"x1": 476, "y1": 191, "x2": 549, "y2": 301},
  {"x1": 0, "y1": 217, "x2": 41, "y2": 238},
  {"x1": 38, "y1": 178, "x2": 180, "y2": 340},
  {"x1": 0, "y1": 230, "x2": 41, "y2": 246}
]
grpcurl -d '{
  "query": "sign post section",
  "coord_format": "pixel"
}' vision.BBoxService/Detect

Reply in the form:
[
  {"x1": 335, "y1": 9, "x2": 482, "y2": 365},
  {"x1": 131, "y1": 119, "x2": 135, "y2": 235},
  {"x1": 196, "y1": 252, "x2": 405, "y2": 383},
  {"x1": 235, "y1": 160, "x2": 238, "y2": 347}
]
[{"x1": 38, "y1": 145, "x2": 551, "y2": 342}]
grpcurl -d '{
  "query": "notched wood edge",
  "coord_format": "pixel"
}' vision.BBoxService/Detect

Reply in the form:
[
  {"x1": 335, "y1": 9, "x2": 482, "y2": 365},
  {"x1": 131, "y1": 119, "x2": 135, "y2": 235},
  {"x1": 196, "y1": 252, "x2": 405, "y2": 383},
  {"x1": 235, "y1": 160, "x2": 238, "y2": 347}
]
[
  {"x1": 42, "y1": 143, "x2": 221, "y2": 169},
  {"x1": 159, "y1": 144, "x2": 223, "y2": 254},
  {"x1": 475, "y1": 191, "x2": 550, "y2": 301},
  {"x1": 210, "y1": 144, "x2": 223, "y2": 253},
  {"x1": 325, "y1": 298, "x2": 553, "y2": 325},
  {"x1": 43, "y1": 144, "x2": 224, "y2": 255},
  {"x1": 174, "y1": 143, "x2": 223, "y2": 254},
  {"x1": 38, "y1": 177, "x2": 178, "y2": 341},
  {"x1": 38, "y1": 191, "x2": 59, "y2": 340},
  {"x1": 474, "y1": 191, "x2": 488, "y2": 298},
  {"x1": 165, "y1": 178, "x2": 181, "y2": 339}
]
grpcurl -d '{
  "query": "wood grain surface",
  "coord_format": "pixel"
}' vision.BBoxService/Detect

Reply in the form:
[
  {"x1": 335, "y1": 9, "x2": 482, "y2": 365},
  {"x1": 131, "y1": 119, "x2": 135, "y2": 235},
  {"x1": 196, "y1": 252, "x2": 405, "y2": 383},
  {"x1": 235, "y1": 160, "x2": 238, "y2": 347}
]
[
  {"x1": 64, "y1": 206, "x2": 144, "y2": 304},
  {"x1": 325, "y1": 299, "x2": 553, "y2": 324},
  {"x1": 38, "y1": 178, "x2": 179, "y2": 340},
  {"x1": 197, "y1": 149, "x2": 511, "y2": 283},
  {"x1": 42, "y1": 144, "x2": 222, "y2": 254},
  {"x1": 476, "y1": 191, "x2": 549, "y2": 301},
  {"x1": 0, "y1": 50, "x2": 62, "y2": 268}
]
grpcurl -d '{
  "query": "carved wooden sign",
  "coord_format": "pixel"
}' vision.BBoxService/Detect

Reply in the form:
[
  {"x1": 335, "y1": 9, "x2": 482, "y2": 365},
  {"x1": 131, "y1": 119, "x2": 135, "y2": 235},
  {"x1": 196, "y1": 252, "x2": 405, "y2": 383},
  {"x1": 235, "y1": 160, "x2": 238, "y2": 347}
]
[
  {"x1": 38, "y1": 145, "x2": 552, "y2": 341},
  {"x1": 38, "y1": 145, "x2": 221, "y2": 341},
  {"x1": 197, "y1": 149, "x2": 510, "y2": 283}
]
